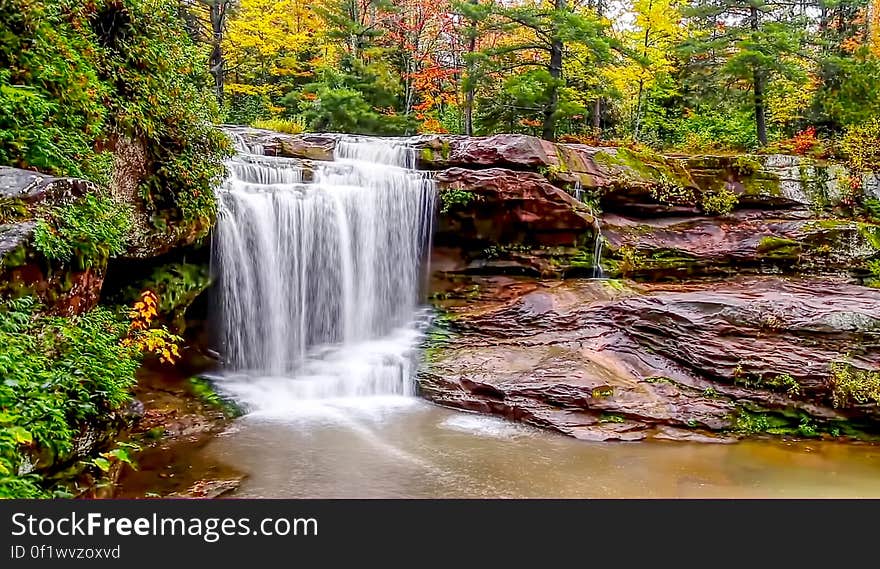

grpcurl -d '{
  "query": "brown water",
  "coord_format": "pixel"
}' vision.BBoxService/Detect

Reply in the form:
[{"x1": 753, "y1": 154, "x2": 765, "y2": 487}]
[{"x1": 191, "y1": 398, "x2": 880, "y2": 498}]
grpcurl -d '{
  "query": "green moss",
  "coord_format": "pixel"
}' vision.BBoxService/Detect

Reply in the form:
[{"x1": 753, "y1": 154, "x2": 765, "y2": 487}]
[
  {"x1": 441, "y1": 140, "x2": 451, "y2": 160},
  {"x1": 618, "y1": 245, "x2": 647, "y2": 276},
  {"x1": 863, "y1": 198, "x2": 880, "y2": 223},
  {"x1": 420, "y1": 147, "x2": 434, "y2": 163},
  {"x1": 858, "y1": 223, "x2": 880, "y2": 251},
  {"x1": 600, "y1": 278, "x2": 629, "y2": 293},
  {"x1": 0, "y1": 199, "x2": 30, "y2": 225},
  {"x1": 188, "y1": 377, "x2": 242, "y2": 418},
  {"x1": 757, "y1": 236, "x2": 802, "y2": 259},
  {"x1": 592, "y1": 386, "x2": 614, "y2": 398},
  {"x1": 553, "y1": 147, "x2": 569, "y2": 173},
  {"x1": 595, "y1": 148, "x2": 692, "y2": 189},
  {"x1": 598, "y1": 413, "x2": 625, "y2": 423},
  {"x1": 643, "y1": 376, "x2": 672, "y2": 384},
  {"x1": 731, "y1": 155, "x2": 763, "y2": 176},
  {"x1": 0, "y1": 242, "x2": 28, "y2": 271},
  {"x1": 730, "y1": 407, "x2": 817, "y2": 437},
  {"x1": 421, "y1": 313, "x2": 456, "y2": 364}
]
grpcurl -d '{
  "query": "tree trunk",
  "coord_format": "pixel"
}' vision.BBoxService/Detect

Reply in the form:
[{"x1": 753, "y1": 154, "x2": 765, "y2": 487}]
[
  {"x1": 633, "y1": 79, "x2": 645, "y2": 141},
  {"x1": 589, "y1": 0, "x2": 605, "y2": 138},
  {"x1": 208, "y1": 1, "x2": 228, "y2": 105},
  {"x1": 542, "y1": 0, "x2": 565, "y2": 141},
  {"x1": 750, "y1": 5, "x2": 767, "y2": 146},
  {"x1": 632, "y1": 0, "x2": 652, "y2": 141},
  {"x1": 463, "y1": 0, "x2": 478, "y2": 136}
]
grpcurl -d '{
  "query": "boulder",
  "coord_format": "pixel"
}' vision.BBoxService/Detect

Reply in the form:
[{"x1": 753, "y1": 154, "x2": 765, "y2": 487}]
[
  {"x1": 223, "y1": 126, "x2": 339, "y2": 161},
  {"x1": 0, "y1": 166, "x2": 94, "y2": 205},
  {"x1": 435, "y1": 167, "x2": 595, "y2": 246},
  {"x1": 0, "y1": 168, "x2": 107, "y2": 314}
]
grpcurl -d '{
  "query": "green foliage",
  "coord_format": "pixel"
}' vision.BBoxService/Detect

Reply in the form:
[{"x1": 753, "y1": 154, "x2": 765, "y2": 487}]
[
  {"x1": 188, "y1": 377, "x2": 242, "y2": 418},
  {"x1": 439, "y1": 189, "x2": 478, "y2": 213},
  {"x1": 650, "y1": 172, "x2": 695, "y2": 205},
  {"x1": 700, "y1": 187, "x2": 739, "y2": 215},
  {"x1": 33, "y1": 194, "x2": 132, "y2": 266},
  {"x1": 120, "y1": 263, "x2": 211, "y2": 331},
  {"x1": 668, "y1": 110, "x2": 761, "y2": 152},
  {"x1": 0, "y1": 297, "x2": 141, "y2": 498},
  {"x1": 840, "y1": 118, "x2": 880, "y2": 172},
  {"x1": 294, "y1": 57, "x2": 416, "y2": 135},
  {"x1": 252, "y1": 118, "x2": 305, "y2": 134},
  {"x1": 812, "y1": 51, "x2": 880, "y2": 130},
  {"x1": 467, "y1": 2, "x2": 614, "y2": 139},
  {"x1": 764, "y1": 373, "x2": 801, "y2": 396},
  {"x1": 0, "y1": 0, "x2": 231, "y2": 227},
  {"x1": 830, "y1": 360, "x2": 880, "y2": 408}
]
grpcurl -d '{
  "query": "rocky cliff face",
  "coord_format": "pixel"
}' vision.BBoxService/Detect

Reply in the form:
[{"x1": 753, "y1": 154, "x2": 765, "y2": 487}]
[
  {"x1": 0, "y1": 167, "x2": 106, "y2": 315},
  {"x1": 229, "y1": 126, "x2": 880, "y2": 442}
]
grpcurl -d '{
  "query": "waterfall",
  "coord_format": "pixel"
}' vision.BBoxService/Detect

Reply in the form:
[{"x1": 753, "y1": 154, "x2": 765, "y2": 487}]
[
  {"x1": 571, "y1": 180, "x2": 604, "y2": 279},
  {"x1": 210, "y1": 134, "x2": 436, "y2": 408},
  {"x1": 591, "y1": 218, "x2": 605, "y2": 279}
]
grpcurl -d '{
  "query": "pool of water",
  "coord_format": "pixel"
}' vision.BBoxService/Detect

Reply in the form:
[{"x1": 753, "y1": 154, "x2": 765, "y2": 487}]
[{"x1": 190, "y1": 397, "x2": 880, "y2": 498}]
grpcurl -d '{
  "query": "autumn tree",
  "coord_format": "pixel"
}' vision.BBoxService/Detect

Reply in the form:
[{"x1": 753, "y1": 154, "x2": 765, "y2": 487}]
[
  {"x1": 678, "y1": 0, "x2": 810, "y2": 146},
  {"x1": 465, "y1": 0, "x2": 614, "y2": 140},
  {"x1": 809, "y1": 0, "x2": 880, "y2": 129},
  {"x1": 619, "y1": 0, "x2": 685, "y2": 141}
]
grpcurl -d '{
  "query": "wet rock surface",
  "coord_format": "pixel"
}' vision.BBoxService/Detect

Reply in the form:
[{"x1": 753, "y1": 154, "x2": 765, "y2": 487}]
[
  {"x1": 435, "y1": 167, "x2": 595, "y2": 250},
  {"x1": 420, "y1": 276, "x2": 880, "y2": 442},
  {"x1": 113, "y1": 369, "x2": 242, "y2": 498}
]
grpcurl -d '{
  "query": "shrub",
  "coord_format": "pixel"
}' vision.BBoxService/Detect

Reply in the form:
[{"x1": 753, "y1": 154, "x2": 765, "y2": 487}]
[
  {"x1": 840, "y1": 118, "x2": 880, "y2": 172},
  {"x1": 0, "y1": 298, "x2": 139, "y2": 497},
  {"x1": 650, "y1": 173, "x2": 696, "y2": 205},
  {"x1": 252, "y1": 118, "x2": 305, "y2": 134},
  {"x1": 0, "y1": 292, "x2": 180, "y2": 498},
  {"x1": 33, "y1": 193, "x2": 132, "y2": 266},
  {"x1": 439, "y1": 189, "x2": 478, "y2": 213},
  {"x1": 792, "y1": 127, "x2": 820, "y2": 156},
  {"x1": 700, "y1": 187, "x2": 739, "y2": 215},
  {"x1": 0, "y1": 0, "x2": 231, "y2": 229},
  {"x1": 669, "y1": 110, "x2": 759, "y2": 153},
  {"x1": 830, "y1": 360, "x2": 880, "y2": 408}
]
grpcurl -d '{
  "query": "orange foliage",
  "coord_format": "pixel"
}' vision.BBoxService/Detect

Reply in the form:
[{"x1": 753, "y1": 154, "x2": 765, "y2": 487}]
[
  {"x1": 121, "y1": 290, "x2": 181, "y2": 365},
  {"x1": 792, "y1": 127, "x2": 818, "y2": 155}
]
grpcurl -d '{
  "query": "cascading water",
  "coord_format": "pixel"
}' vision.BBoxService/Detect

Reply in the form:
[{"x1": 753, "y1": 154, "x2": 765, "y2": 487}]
[
  {"x1": 210, "y1": 133, "x2": 436, "y2": 411},
  {"x1": 591, "y1": 217, "x2": 605, "y2": 279},
  {"x1": 571, "y1": 180, "x2": 604, "y2": 279}
]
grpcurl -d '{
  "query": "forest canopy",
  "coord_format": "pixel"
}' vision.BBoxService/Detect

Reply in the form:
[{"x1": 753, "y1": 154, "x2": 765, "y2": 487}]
[{"x1": 177, "y1": 0, "x2": 880, "y2": 152}]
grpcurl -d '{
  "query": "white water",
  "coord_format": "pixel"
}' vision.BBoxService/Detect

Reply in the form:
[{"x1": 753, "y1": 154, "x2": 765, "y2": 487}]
[
  {"x1": 211, "y1": 134, "x2": 436, "y2": 411},
  {"x1": 572, "y1": 180, "x2": 604, "y2": 279}
]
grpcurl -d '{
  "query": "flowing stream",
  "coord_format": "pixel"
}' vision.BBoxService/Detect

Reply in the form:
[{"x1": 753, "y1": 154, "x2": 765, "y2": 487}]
[{"x1": 164, "y1": 135, "x2": 880, "y2": 499}]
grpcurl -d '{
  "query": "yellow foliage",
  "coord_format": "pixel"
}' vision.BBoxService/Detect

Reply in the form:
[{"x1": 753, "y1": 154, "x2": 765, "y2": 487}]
[
  {"x1": 223, "y1": 0, "x2": 326, "y2": 87},
  {"x1": 122, "y1": 290, "x2": 182, "y2": 365}
]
